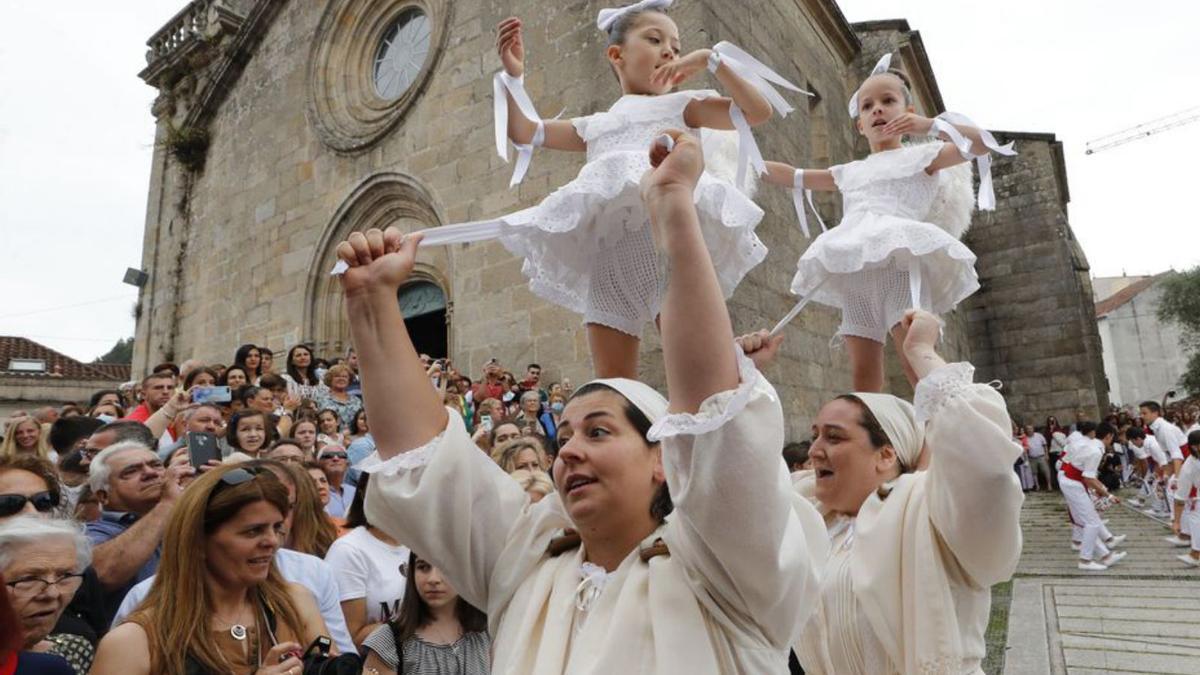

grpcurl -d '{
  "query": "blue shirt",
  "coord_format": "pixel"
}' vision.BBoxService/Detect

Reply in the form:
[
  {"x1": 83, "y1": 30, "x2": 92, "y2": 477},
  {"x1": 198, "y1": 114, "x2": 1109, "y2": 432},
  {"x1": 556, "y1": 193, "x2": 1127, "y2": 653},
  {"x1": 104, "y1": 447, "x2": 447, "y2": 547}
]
[
  {"x1": 86, "y1": 510, "x2": 160, "y2": 624},
  {"x1": 111, "y1": 548, "x2": 356, "y2": 655},
  {"x1": 345, "y1": 434, "x2": 376, "y2": 487},
  {"x1": 325, "y1": 482, "x2": 356, "y2": 519}
]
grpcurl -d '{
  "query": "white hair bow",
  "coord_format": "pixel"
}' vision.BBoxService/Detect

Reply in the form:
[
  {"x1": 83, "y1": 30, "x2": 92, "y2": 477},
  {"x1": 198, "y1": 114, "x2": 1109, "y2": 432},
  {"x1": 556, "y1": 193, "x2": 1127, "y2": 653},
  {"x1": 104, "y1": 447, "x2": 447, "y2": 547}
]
[
  {"x1": 597, "y1": 0, "x2": 673, "y2": 33},
  {"x1": 847, "y1": 53, "x2": 893, "y2": 118}
]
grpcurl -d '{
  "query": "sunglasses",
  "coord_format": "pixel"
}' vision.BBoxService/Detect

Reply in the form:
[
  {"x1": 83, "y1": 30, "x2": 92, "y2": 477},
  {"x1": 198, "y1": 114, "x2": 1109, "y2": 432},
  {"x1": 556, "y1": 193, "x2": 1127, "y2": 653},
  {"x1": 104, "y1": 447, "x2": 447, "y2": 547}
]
[
  {"x1": 319, "y1": 451, "x2": 348, "y2": 460},
  {"x1": 208, "y1": 466, "x2": 265, "y2": 502},
  {"x1": 0, "y1": 491, "x2": 60, "y2": 517}
]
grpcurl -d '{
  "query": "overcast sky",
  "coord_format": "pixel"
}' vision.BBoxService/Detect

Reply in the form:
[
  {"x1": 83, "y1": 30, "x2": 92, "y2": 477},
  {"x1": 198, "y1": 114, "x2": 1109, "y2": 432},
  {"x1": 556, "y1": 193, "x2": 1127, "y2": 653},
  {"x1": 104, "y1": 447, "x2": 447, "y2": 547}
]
[{"x1": 2, "y1": 1, "x2": 1197, "y2": 362}]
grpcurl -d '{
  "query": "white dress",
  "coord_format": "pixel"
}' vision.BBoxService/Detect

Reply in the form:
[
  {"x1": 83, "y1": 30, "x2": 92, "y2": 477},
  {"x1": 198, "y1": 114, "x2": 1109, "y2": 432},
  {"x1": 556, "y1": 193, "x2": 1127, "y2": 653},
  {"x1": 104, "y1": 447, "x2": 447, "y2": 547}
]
[
  {"x1": 791, "y1": 144, "x2": 979, "y2": 343},
  {"x1": 361, "y1": 352, "x2": 828, "y2": 674},
  {"x1": 792, "y1": 362, "x2": 1024, "y2": 674},
  {"x1": 419, "y1": 90, "x2": 767, "y2": 338}
]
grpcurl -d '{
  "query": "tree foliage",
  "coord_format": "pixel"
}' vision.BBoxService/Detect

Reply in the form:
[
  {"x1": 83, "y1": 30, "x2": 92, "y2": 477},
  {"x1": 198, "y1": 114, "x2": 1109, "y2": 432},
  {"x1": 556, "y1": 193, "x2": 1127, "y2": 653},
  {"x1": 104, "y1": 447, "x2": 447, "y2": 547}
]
[
  {"x1": 93, "y1": 337, "x2": 134, "y2": 365},
  {"x1": 1157, "y1": 268, "x2": 1200, "y2": 392}
]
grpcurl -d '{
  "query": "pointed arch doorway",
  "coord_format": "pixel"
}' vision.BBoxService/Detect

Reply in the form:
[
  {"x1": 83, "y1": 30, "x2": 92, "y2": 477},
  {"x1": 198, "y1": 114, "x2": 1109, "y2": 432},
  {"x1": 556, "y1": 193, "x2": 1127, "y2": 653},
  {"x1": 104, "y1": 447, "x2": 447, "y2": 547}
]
[{"x1": 398, "y1": 280, "x2": 447, "y2": 358}]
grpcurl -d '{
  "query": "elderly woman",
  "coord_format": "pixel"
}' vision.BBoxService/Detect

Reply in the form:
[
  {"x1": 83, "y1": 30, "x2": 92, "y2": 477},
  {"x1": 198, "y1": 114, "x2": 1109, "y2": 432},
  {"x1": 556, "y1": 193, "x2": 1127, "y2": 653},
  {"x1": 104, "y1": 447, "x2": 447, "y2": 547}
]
[
  {"x1": 336, "y1": 131, "x2": 826, "y2": 673},
  {"x1": 490, "y1": 436, "x2": 550, "y2": 474},
  {"x1": 743, "y1": 308, "x2": 1024, "y2": 674},
  {"x1": 315, "y1": 365, "x2": 364, "y2": 433},
  {"x1": 0, "y1": 516, "x2": 94, "y2": 673},
  {"x1": 91, "y1": 464, "x2": 332, "y2": 674}
]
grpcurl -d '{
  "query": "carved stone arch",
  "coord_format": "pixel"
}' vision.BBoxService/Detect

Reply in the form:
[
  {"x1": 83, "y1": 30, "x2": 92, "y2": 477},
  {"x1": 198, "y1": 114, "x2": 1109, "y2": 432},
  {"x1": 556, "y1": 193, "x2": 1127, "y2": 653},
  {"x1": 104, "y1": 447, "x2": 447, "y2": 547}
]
[{"x1": 303, "y1": 172, "x2": 453, "y2": 357}]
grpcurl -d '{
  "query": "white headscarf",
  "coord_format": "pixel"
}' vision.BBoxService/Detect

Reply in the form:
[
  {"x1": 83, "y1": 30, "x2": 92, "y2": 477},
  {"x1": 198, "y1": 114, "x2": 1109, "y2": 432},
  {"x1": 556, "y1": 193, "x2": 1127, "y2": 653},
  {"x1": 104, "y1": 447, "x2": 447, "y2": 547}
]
[
  {"x1": 597, "y1": 0, "x2": 674, "y2": 33},
  {"x1": 579, "y1": 377, "x2": 668, "y2": 431},
  {"x1": 851, "y1": 392, "x2": 924, "y2": 472}
]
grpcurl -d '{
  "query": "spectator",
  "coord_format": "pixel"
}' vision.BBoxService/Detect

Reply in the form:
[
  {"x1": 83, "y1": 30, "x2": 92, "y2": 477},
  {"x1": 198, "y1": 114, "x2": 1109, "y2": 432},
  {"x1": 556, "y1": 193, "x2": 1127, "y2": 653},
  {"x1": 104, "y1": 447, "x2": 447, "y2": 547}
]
[
  {"x1": 90, "y1": 465, "x2": 331, "y2": 674},
  {"x1": 361, "y1": 551, "x2": 489, "y2": 674},
  {"x1": 0, "y1": 570, "x2": 75, "y2": 674},
  {"x1": 282, "y1": 344, "x2": 326, "y2": 400},
  {"x1": 303, "y1": 461, "x2": 334, "y2": 512},
  {"x1": 317, "y1": 447, "x2": 355, "y2": 519},
  {"x1": 181, "y1": 366, "x2": 219, "y2": 390},
  {"x1": 85, "y1": 441, "x2": 188, "y2": 624},
  {"x1": 520, "y1": 363, "x2": 546, "y2": 399},
  {"x1": 265, "y1": 438, "x2": 306, "y2": 465},
  {"x1": 317, "y1": 409, "x2": 348, "y2": 448},
  {"x1": 473, "y1": 359, "x2": 504, "y2": 402},
  {"x1": 324, "y1": 474, "x2": 409, "y2": 648},
  {"x1": 513, "y1": 390, "x2": 556, "y2": 441},
  {"x1": 88, "y1": 391, "x2": 122, "y2": 411},
  {"x1": 123, "y1": 374, "x2": 173, "y2": 424},
  {"x1": 232, "y1": 343, "x2": 263, "y2": 384},
  {"x1": 274, "y1": 462, "x2": 338, "y2": 559},
  {"x1": 508, "y1": 468, "x2": 554, "y2": 503},
  {"x1": 56, "y1": 452, "x2": 90, "y2": 515},
  {"x1": 227, "y1": 409, "x2": 273, "y2": 458},
  {"x1": 86, "y1": 401, "x2": 125, "y2": 422},
  {"x1": 0, "y1": 516, "x2": 94, "y2": 672},
  {"x1": 1026, "y1": 424, "x2": 1052, "y2": 491},
  {"x1": 1, "y1": 417, "x2": 53, "y2": 463},
  {"x1": 490, "y1": 437, "x2": 550, "y2": 473},
  {"x1": 348, "y1": 410, "x2": 369, "y2": 445},
  {"x1": 315, "y1": 365, "x2": 363, "y2": 432},
  {"x1": 292, "y1": 419, "x2": 319, "y2": 458},
  {"x1": 218, "y1": 364, "x2": 250, "y2": 390},
  {"x1": 491, "y1": 422, "x2": 522, "y2": 448},
  {"x1": 48, "y1": 417, "x2": 104, "y2": 459},
  {"x1": 32, "y1": 407, "x2": 60, "y2": 426},
  {"x1": 782, "y1": 441, "x2": 812, "y2": 472},
  {"x1": 259, "y1": 347, "x2": 275, "y2": 375}
]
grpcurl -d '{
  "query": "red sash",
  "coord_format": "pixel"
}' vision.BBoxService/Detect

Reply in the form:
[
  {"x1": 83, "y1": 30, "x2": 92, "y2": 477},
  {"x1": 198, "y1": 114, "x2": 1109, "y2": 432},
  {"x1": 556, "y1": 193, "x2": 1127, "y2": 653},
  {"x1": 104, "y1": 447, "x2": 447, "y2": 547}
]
[{"x1": 1062, "y1": 462, "x2": 1085, "y2": 482}]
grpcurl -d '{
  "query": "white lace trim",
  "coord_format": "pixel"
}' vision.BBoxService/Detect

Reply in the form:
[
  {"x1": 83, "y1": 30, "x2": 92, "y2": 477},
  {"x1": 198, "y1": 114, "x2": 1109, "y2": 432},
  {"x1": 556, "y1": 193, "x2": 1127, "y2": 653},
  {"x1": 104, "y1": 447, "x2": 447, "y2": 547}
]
[
  {"x1": 913, "y1": 362, "x2": 976, "y2": 425},
  {"x1": 357, "y1": 430, "x2": 446, "y2": 475},
  {"x1": 647, "y1": 345, "x2": 762, "y2": 441}
]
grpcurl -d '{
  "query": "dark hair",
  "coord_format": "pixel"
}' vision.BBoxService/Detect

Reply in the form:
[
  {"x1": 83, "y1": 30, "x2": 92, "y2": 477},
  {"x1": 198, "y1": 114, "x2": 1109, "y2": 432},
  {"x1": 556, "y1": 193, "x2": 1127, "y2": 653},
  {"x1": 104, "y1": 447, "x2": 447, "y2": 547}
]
[
  {"x1": 259, "y1": 347, "x2": 273, "y2": 359},
  {"x1": 227, "y1": 409, "x2": 275, "y2": 452},
  {"x1": 527, "y1": 363, "x2": 541, "y2": 371},
  {"x1": 1188, "y1": 430, "x2": 1200, "y2": 458},
  {"x1": 152, "y1": 362, "x2": 180, "y2": 377},
  {"x1": 286, "y1": 344, "x2": 319, "y2": 386},
  {"x1": 218, "y1": 366, "x2": 250, "y2": 387},
  {"x1": 48, "y1": 415, "x2": 105, "y2": 454},
  {"x1": 344, "y1": 472, "x2": 370, "y2": 529},
  {"x1": 604, "y1": 5, "x2": 667, "y2": 46},
  {"x1": 350, "y1": 410, "x2": 368, "y2": 436},
  {"x1": 233, "y1": 344, "x2": 261, "y2": 379},
  {"x1": 1126, "y1": 426, "x2": 1146, "y2": 441},
  {"x1": 94, "y1": 420, "x2": 157, "y2": 449},
  {"x1": 1077, "y1": 420, "x2": 1098, "y2": 436},
  {"x1": 835, "y1": 395, "x2": 893, "y2": 449},
  {"x1": 569, "y1": 382, "x2": 672, "y2": 522},
  {"x1": 183, "y1": 367, "x2": 221, "y2": 390},
  {"x1": 390, "y1": 550, "x2": 488, "y2": 647},
  {"x1": 259, "y1": 373, "x2": 287, "y2": 392},
  {"x1": 88, "y1": 389, "x2": 121, "y2": 408},
  {"x1": 0, "y1": 454, "x2": 62, "y2": 508},
  {"x1": 238, "y1": 385, "x2": 265, "y2": 406},
  {"x1": 269, "y1": 437, "x2": 304, "y2": 452},
  {"x1": 782, "y1": 441, "x2": 811, "y2": 471},
  {"x1": 1096, "y1": 422, "x2": 1116, "y2": 440},
  {"x1": 1139, "y1": 400, "x2": 1163, "y2": 415},
  {"x1": 141, "y1": 371, "x2": 174, "y2": 387}
]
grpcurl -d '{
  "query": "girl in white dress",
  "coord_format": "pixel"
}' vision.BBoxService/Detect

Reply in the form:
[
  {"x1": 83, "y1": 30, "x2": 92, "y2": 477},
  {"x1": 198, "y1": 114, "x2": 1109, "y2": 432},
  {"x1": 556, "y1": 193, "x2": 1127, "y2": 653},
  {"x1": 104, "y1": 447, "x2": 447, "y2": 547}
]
[
  {"x1": 335, "y1": 131, "x2": 826, "y2": 674},
  {"x1": 384, "y1": 1, "x2": 808, "y2": 379},
  {"x1": 739, "y1": 308, "x2": 1024, "y2": 675},
  {"x1": 760, "y1": 56, "x2": 1015, "y2": 392}
]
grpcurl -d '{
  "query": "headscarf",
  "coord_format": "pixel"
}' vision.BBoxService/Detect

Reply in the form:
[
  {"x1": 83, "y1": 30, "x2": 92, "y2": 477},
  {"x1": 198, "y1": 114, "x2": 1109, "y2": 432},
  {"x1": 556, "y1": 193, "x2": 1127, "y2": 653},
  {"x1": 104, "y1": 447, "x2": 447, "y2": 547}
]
[
  {"x1": 850, "y1": 392, "x2": 924, "y2": 472},
  {"x1": 579, "y1": 377, "x2": 668, "y2": 430}
]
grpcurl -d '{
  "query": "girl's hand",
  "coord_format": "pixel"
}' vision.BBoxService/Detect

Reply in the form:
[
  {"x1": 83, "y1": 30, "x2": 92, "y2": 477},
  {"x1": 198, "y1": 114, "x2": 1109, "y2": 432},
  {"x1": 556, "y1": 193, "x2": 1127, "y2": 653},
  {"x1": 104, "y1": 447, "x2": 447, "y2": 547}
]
[
  {"x1": 497, "y1": 17, "x2": 525, "y2": 77},
  {"x1": 736, "y1": 330, "x2": 784, "y2": 371},
  {"x1": 336, "y1": 227, "x2": 422, "y2": 296},
  {"x1": 651, "y1": 49, "x2": 711, "y2": 88},
  {"x1": 882, "y1": 113, "x2": 934, "y2": 138}
]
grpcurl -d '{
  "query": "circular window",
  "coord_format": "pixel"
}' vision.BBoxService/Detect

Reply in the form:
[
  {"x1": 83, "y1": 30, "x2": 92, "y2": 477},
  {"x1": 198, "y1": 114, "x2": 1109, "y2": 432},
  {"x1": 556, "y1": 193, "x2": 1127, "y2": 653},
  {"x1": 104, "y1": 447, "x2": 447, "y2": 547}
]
[
  {"x1": 308, "y1": 0, "x2": 449, "y2": 152},
  {"x1": 374, "y1": 11, "x2": 432, "y2": 100}
]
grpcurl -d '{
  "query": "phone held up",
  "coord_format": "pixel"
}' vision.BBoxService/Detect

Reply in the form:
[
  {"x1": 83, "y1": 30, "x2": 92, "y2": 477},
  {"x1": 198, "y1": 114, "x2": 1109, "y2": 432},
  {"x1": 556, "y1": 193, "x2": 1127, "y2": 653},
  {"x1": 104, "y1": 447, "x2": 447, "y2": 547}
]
[{"x1": 186, "y1": 431, "x2": 222, "y2": 467}]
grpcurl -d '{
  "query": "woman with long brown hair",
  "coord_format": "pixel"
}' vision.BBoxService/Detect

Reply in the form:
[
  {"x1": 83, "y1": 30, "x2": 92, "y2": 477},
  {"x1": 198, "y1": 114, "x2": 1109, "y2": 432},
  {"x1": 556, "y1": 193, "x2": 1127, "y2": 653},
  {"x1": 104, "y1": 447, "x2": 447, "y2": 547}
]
[
  {"x1": 90, "y1": 464, "x2": 331, "y2": 674},
  {"x1": 280, "y1": 461, "x2": 338, "y2": 558}
]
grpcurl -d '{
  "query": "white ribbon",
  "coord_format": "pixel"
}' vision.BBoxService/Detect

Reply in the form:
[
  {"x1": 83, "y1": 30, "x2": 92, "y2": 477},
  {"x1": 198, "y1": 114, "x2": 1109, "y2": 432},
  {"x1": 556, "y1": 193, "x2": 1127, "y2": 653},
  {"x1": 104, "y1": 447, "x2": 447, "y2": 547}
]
[
  {"x1": 575, "y1": 562, "x2": 610, "y2": 612},
  {"x1": 847, "y1": 53, "x2": 893, "y2": 118},
  {"x1": 596, "y1": 0, "x2": 673, "y2": 32},
  {"x1": 929, "y1": 112, "x2": 1017, "y2": 211},
  {"x1": 770, "y1": 277, "x2": 827, "y2": 336},
  {"x1": 493, "y1": 71, "x2": 545, "y2": 187},
  {"x1": 791, "y1": 169, "x2": 827, "y2": 239},
  {"x1": 727, "y1": 103, "x2": 763, "y2": 189}
]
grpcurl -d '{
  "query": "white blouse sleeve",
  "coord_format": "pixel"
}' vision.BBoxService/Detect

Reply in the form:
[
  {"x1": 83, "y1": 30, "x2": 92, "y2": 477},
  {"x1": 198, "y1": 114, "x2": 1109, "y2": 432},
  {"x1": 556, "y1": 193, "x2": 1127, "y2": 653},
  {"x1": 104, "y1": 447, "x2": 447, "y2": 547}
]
[
  {"x1": 652, "y1": 348, "x2": 825, "y2": 647},
  {"x1": 361, "y1": 410, "x2": 555, "y2": 612},
  {"x1": 918, "y1": 362, "x2": 1024, "y2": 588}
]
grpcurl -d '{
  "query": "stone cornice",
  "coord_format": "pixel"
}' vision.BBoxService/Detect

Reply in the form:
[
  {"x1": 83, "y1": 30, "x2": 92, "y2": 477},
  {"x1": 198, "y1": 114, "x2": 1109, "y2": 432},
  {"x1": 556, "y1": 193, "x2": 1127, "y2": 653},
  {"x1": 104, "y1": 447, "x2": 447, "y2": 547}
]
[{"x1": 796, "y1": 0, "x2": 861, "y2": 64}]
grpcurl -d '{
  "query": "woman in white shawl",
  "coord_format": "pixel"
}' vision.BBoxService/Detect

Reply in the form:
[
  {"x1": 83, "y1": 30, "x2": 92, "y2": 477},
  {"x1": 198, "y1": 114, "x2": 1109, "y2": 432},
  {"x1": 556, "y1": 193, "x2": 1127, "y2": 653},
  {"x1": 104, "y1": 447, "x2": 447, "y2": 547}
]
[
  {"x1": 335, "y1": 130, "x2": 826, "y2": 674},
  {"x1": 742, "y1": 311, "x2": 1024, "y2": 675}
]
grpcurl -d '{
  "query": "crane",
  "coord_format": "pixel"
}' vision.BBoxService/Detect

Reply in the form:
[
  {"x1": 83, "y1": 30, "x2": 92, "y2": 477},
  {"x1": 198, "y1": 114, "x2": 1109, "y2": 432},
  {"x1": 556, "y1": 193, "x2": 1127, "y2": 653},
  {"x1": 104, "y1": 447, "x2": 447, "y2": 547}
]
[{"x1": 1085, "y1": 105, "x2": 1200, "y2": 154}]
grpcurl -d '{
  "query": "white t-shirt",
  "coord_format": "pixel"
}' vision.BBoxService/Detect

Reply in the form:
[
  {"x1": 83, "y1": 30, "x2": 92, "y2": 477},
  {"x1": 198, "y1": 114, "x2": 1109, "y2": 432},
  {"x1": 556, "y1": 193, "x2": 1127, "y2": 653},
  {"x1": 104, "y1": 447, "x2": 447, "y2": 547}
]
[
  {"x1": 1144, "y1": 435, "x2": 1168, "y2": 466},
  {"x1": 1027, "y1": 433, "x2": 1048, "y2": 458},
  {"x1": 324, "y1": 526, "x2": 410, "y2": 625},
  {"x1": 1151, "y1": 418, "x2": 1187, "y2": 462}
]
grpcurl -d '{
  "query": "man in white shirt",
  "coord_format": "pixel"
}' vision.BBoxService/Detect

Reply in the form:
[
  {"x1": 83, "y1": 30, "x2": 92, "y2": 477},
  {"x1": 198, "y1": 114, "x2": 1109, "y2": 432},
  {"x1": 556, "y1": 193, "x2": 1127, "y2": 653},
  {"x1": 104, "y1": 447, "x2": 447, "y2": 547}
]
[
  {"x1": 1026, "y1": 425, "x2": 1052, "y2": 491},
  {"x1": 111, "y1": 547, "x2": 356, "y2": 654},
  {"x1": 1141, "y1": 401, "x2": 1185, "y2": 477},
  {"x1": 1061, "y1": 423, "x2": 1126, "y2": 570}
]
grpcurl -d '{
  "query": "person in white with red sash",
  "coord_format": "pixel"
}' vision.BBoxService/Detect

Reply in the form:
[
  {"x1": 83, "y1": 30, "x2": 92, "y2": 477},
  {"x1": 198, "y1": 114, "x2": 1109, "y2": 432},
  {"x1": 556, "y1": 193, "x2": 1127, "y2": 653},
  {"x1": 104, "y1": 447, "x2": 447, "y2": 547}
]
[{"x1": 1059, "y1": 422, "x2": 1127, "y2": 571}]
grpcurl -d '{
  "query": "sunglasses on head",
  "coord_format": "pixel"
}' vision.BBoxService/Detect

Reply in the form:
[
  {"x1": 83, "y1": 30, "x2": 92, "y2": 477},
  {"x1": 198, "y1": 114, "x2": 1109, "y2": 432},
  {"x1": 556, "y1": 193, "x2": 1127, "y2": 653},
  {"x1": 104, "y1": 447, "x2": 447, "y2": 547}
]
[
  {"x1": 0, "y1": 491, "x2": 59, "y2": 517},
  {"x1": 320, "y1": 451, "x2": 348, "y2": 460},
  {"x1": 208, "y1": 466, "x2": 266, "y2": 502}
]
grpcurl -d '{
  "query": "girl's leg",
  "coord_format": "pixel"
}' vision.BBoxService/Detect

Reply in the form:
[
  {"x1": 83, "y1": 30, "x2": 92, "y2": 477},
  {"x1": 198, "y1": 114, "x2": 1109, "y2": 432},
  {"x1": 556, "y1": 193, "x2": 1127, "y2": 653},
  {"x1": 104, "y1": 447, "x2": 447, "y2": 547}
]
[
  {"x1": 587, "y1": 323, "x2": 640, "y2": 380},
  {"x1": 844, "y1": 336, "x2": 885, "y2": 392},
  {"x1": 888, "y1": 321, "x2": 920, "y2": 388}
]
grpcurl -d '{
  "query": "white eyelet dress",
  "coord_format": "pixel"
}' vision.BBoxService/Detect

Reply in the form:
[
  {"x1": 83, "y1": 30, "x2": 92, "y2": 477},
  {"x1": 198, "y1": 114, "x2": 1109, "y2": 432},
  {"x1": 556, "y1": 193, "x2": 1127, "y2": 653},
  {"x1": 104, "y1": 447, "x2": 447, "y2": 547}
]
[{"x1": 790, "y1": 144, "x2": 979, "y2": 344}]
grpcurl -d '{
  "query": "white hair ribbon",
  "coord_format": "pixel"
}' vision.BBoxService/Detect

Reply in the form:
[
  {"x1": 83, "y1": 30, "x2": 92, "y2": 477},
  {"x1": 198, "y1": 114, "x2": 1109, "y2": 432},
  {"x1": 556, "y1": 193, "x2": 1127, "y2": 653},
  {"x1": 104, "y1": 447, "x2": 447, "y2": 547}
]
[
  {"x1": 928, "y1": 112, "x2": 1017, "y2": 211},
  {"x1": 493, "y1": 71, "x2": 551, "y2": 187},
  {"x1": 792, "y1": 169, "x2": 827, "y2": 239},
  {"x1": 726, "y1": 103, "x2": 763, "y2": 190},
  {"x1": 597, "y1": 0, "x2": 674, "y2": 33},
  {"x1": 847, "y1": 53, "x2": 893, "y2": 118}
]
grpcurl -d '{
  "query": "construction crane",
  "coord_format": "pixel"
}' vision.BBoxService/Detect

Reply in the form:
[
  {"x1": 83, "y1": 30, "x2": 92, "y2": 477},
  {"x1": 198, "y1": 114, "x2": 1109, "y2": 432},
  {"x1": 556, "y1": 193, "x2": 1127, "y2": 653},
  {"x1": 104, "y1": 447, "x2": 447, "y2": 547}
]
[{"x1": 1086, "y1": 105, "x2": 1200, "y2": 154}]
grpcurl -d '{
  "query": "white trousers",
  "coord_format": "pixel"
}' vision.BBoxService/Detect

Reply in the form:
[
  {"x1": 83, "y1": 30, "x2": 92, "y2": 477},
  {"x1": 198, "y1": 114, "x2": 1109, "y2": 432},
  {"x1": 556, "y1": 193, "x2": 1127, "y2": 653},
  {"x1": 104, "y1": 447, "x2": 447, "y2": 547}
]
[
  {"x1": 1181, "y1": 502, "x2": 1200, "y2": 552},
  {"x1": 1061, "y1": 473, "x2": 1110, "y2": 561}
]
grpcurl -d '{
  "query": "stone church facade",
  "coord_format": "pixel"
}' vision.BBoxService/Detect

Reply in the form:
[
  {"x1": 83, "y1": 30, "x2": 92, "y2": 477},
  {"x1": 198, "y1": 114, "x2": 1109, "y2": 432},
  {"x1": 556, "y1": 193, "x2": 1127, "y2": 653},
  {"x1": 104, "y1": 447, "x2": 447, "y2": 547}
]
[{"x1": 131, "y1": 0, "x2": 1108, "y2": 438}]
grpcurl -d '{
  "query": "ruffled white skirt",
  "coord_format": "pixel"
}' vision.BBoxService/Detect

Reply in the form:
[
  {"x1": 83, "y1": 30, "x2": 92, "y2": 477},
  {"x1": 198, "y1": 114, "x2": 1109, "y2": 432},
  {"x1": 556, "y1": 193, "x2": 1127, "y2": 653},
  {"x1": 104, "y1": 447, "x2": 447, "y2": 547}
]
[{"x1": 790, "y1": 213, "x2": 978, "y2": 343}]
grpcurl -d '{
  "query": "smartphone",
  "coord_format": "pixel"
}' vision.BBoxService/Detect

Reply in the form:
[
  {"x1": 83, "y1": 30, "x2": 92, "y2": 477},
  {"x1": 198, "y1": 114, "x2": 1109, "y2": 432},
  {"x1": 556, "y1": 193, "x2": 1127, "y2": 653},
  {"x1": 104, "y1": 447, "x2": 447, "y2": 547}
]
[
  {"x1": 193, "y1": 386, "x2": 232, "y2": 404},
  {"x1": 187, "y1": 431, "x2": 221, "y2": 467},
  {"x1": 481, "y1": 416, "x2": 494, "y2": 432}
]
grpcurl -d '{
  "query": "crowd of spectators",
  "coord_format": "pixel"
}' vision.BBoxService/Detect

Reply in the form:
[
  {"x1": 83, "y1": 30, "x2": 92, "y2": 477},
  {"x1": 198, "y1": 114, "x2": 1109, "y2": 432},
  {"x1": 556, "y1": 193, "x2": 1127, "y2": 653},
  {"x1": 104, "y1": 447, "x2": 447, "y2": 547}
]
[{"x1": 0, "y1": 343, "x2": 568, "y2": 673}]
